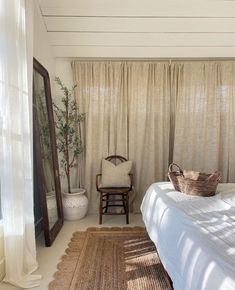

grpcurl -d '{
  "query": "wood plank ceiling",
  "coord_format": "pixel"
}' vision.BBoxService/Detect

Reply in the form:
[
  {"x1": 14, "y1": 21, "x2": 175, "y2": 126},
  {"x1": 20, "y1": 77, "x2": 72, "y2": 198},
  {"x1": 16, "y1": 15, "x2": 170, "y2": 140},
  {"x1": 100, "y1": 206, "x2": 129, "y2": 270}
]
[{"x1": 38, "y1": 0, "x2": 235, "y2": 58}]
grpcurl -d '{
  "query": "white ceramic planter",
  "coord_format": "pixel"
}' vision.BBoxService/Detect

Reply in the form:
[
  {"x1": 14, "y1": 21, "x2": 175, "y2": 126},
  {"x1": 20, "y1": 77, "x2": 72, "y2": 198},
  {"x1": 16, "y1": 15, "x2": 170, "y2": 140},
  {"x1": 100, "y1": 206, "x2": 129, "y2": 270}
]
[{"x1": 63, "y1": 188, "x2": 88, "y2": 221}]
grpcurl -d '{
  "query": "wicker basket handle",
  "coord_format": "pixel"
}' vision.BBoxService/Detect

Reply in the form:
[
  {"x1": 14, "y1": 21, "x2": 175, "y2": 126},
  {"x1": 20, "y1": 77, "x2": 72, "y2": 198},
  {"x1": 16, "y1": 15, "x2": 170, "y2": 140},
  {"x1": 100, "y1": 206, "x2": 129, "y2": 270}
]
[{"x1": 168, "y1": 163, "x2": 183, "y2": 174}]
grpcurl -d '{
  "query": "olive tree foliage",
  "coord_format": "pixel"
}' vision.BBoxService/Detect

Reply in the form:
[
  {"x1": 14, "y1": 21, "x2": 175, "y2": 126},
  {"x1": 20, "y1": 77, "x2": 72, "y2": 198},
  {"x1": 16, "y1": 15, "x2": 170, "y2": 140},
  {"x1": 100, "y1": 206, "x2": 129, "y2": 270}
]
[{"x1": 53, "y1": 77, "x2": 85, "y2": 193}]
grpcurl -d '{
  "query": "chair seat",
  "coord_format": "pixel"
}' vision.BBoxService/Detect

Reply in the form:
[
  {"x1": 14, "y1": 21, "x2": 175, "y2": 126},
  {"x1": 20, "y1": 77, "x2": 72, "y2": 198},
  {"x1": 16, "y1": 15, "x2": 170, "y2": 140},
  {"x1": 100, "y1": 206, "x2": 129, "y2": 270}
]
[{"x1": 98, "y1": 187, "x2": 130, "y2": 194}]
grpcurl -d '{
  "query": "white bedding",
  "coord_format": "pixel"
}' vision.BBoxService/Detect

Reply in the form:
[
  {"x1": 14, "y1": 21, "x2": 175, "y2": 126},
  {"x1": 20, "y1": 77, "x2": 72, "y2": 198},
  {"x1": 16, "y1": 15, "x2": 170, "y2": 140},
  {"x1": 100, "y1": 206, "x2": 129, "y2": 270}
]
[{"x1": 140, "y1": 182, "x2": 235, "y2": 290}]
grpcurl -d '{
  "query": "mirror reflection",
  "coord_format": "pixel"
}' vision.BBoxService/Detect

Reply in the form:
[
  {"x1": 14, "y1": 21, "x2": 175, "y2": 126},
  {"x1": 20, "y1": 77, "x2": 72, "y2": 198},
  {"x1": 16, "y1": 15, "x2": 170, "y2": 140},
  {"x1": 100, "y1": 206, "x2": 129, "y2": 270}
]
[{"x1": 33, "y1": 71, "x2": 58, "y2": 229}]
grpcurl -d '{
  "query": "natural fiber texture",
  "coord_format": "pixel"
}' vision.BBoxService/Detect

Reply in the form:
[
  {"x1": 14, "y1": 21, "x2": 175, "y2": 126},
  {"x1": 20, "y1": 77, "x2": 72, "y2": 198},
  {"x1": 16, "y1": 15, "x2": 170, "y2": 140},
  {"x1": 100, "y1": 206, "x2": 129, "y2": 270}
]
[
  {"x1": 168, "y1": 163, "x2": 221, "y2": 197},
  {"x1": 49, "y1": 227, "x2": 172, "y2": 290},
  {"x1": 178, "y1": 171, "x2": 221, "y2": 197},
  {"x1": 167, "y1": 163, "x2": 183, "y2": 191}
]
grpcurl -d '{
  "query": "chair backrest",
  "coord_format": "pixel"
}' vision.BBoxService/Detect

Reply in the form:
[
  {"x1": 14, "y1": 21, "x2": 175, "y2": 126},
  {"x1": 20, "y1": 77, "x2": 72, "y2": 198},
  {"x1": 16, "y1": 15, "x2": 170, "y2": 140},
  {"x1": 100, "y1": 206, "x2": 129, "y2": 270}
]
[{"x1": 105, "y1": 155, "x2": 127, "y2": 165}]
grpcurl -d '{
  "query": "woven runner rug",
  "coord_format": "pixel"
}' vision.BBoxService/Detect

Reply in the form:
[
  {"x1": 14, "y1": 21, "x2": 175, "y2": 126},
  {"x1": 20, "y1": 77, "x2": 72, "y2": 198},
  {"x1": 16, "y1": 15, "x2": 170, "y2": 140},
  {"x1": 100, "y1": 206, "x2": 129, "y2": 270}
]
[{"x1": 49, "y1": 227, "x2": 172, "y2": 290}]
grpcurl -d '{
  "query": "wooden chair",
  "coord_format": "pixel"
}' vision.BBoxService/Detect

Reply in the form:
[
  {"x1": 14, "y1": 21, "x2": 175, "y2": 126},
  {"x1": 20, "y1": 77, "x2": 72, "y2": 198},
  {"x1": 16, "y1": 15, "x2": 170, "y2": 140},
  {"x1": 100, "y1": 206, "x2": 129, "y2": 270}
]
[{"x1": 96, "y1": 155, "x2": 133, "y2": 224}]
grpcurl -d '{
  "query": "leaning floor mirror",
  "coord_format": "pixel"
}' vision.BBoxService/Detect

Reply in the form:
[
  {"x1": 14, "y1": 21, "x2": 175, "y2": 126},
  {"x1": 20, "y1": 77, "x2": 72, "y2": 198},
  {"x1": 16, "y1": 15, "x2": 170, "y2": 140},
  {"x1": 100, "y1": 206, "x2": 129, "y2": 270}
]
[{"x1": 33, "y1": 58, "x2": 63, "y2": 246}]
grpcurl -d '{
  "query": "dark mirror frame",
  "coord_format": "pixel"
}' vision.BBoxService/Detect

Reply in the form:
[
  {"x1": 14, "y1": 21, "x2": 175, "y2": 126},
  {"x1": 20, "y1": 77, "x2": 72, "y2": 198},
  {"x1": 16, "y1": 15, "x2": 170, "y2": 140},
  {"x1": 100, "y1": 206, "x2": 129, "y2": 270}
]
[{"x1": 33, "y1": 57, "x2": 63, "y2": 246}]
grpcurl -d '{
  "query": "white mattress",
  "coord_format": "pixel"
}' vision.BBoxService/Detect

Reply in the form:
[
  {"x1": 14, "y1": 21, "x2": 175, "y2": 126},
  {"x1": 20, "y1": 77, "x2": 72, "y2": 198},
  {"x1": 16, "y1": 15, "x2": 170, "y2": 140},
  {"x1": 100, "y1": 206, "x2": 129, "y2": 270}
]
[{"x1": 140, "y1": 182, "x2": 235, "y2": 290}]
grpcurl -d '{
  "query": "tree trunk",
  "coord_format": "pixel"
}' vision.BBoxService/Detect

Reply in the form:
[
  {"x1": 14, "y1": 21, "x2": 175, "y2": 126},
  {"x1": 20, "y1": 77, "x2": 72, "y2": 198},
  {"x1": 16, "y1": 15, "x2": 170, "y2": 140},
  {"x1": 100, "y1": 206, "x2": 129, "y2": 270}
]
[
  {"x1": 66, "y1": 163, "x2": 71, "y2": 193},
  {"x1": 65, "y1": 91, "x2": 71, "y2": 193}
]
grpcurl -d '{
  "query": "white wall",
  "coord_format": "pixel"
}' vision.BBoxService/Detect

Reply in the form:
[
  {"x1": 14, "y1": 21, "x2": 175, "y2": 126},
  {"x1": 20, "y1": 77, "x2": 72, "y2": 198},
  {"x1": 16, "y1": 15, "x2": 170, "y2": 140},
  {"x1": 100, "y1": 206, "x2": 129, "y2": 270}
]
[
  {"x1": 55, "y1": 59, "x2": 74, "y2": 88},
  {"x1": 34, "y1": 0, "x2": 55, "y2": 88}
]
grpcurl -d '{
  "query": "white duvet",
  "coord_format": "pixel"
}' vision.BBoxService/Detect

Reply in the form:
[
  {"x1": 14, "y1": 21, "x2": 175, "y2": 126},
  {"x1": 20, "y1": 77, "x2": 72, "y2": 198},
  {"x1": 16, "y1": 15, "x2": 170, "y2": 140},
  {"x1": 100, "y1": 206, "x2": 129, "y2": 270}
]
[{"x1": 141, "y1": 182, "x2": 235, "y2": 290}]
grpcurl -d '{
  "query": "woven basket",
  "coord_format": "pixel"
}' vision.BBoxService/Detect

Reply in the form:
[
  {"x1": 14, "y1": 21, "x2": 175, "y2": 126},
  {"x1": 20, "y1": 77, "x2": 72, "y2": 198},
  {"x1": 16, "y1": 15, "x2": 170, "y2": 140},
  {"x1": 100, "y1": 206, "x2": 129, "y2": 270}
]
[
  {"x1": 168, "y1": 163, "x2": 183, "y2": 191},
  {"x1": 168, "y1": 163, "x2": 221, "y2": 197}
]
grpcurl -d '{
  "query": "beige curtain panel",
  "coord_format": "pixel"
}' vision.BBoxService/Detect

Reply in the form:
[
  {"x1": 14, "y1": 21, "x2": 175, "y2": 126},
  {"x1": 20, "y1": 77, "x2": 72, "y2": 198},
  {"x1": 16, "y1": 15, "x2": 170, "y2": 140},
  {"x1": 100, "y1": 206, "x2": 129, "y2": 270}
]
[
  {"x1": 172, "y1": 61, "x2": 235, "y2": 182},
  {"x1": 72, "y1": 61, "x2": 171, "y2": 213},
  {"x1": 71, "y1": 60, "x2": 235, "y2": 214}
]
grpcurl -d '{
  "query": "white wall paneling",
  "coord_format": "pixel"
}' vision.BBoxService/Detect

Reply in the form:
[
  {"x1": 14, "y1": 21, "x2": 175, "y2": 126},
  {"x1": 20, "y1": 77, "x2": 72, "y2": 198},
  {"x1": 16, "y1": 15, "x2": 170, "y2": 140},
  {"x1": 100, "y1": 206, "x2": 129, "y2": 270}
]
[
  {"x1": 49, "y1": 32, "x2": 235, "y2": 47},
  {"x1": 45, "y1": 17, "x2": 235, "y2": 33},
  {"x1": 37, "y1": 0, "x2": 235, "y2": 58},
  {"x1": 53, "y1": 47, "x2": 235, "y2": 58},
  {"x1": 38, "y1": 0, "x2": 235, "y2": 17}
]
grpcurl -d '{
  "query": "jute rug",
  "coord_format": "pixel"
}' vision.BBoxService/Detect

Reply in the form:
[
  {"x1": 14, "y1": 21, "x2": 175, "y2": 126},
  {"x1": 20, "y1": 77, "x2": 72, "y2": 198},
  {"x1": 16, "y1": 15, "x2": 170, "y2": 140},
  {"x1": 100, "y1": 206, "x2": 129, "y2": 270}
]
[{"x1": 49, "y1": 227, "x2": 173, "y2": 290}]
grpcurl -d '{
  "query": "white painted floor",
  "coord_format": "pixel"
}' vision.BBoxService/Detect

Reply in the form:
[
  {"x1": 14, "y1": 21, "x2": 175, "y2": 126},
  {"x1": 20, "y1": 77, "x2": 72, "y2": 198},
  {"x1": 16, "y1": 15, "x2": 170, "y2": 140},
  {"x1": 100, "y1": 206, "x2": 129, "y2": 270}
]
[{"x1": 0, "y1": 214, "x2": 144, "y2": 290}]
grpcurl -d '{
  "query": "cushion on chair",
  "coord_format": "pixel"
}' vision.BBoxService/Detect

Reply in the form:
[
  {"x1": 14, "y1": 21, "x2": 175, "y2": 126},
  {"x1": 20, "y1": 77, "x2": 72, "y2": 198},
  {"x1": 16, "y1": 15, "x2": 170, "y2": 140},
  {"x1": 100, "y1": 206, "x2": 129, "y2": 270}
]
[{"x1": 100, "y1": 159, "x2": 132, "y2": 188}]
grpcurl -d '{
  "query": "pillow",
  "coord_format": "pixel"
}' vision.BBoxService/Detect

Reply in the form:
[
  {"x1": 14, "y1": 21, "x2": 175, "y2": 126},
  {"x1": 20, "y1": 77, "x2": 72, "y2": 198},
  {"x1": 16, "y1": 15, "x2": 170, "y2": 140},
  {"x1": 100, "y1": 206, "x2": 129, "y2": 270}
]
[{"x1": 100, "y1": 159, "x2": 132, "y2": 188}]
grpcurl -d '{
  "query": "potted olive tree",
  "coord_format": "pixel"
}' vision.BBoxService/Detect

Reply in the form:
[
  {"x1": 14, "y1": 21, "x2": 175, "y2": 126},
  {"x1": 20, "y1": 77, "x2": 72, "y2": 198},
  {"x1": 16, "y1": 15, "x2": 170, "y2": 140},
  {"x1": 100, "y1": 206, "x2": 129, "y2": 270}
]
[{"x1": 53, "y1": 77, "x2": 88, "y2": 220}]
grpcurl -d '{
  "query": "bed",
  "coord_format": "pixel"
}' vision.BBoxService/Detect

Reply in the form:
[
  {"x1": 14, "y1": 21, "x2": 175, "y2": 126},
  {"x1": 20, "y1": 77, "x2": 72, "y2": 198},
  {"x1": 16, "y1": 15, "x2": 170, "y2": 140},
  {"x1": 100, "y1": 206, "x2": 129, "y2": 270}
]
[{"x1": 140, "y1": 182, "x2": 235, "y2": 290}]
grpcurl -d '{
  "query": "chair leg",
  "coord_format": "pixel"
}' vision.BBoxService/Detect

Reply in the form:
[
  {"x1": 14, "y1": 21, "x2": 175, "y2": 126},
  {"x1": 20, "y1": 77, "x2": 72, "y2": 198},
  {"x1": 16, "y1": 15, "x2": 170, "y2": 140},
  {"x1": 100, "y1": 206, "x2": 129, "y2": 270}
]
[
  {"x1": 99, "y1": 193, "x2": 103, "y2": 224},
  {"x1": 125, "y1": 193, "x2": 129, "y2": 224}
]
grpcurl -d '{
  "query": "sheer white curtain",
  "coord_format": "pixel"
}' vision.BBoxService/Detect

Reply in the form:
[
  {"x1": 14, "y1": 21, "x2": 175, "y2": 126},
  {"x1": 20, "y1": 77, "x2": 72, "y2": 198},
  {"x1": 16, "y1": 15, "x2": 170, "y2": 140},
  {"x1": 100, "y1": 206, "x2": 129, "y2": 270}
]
[
  {"x1": 72, "y1": 61, "x2": 170, "y2": 213},
  {"x1": 0, "y1": 0, "x2": 41, "y2": 287},
  {"x1": 172, "y1": 61, "x2": 235, "y2": 182}
]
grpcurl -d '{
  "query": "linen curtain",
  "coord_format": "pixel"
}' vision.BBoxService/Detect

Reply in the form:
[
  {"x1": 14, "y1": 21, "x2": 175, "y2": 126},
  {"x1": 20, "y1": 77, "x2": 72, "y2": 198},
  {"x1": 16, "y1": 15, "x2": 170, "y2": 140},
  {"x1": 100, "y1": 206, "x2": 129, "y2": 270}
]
[
  {"x1": 0, "y1": 0, "x2": 41, "y2": 287},
  {"x1": 72, "y1": 61, "x2": 171, "y2": 213},
  {"x1": 172, "y1": 61, "x2": 235, "y2": 182},
  {"x1": 71, "y1": 60, "x2": 235, "y2": 214}
]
